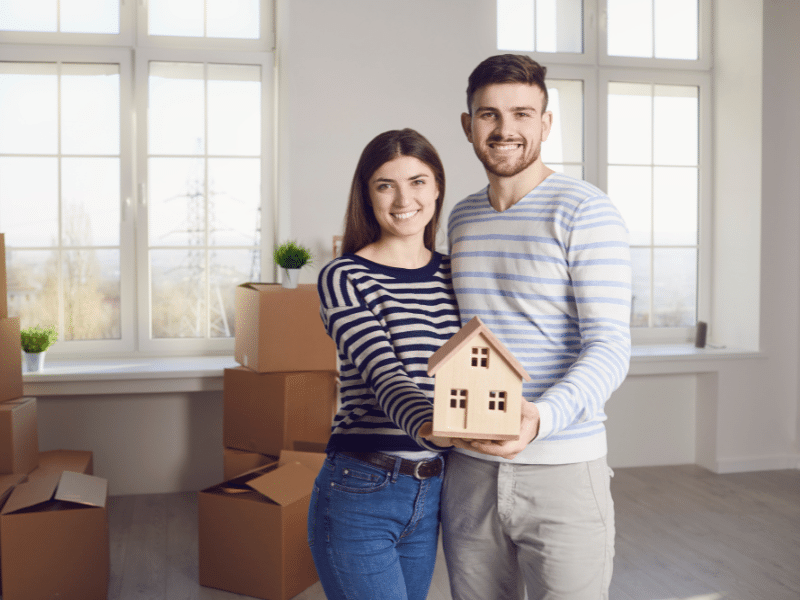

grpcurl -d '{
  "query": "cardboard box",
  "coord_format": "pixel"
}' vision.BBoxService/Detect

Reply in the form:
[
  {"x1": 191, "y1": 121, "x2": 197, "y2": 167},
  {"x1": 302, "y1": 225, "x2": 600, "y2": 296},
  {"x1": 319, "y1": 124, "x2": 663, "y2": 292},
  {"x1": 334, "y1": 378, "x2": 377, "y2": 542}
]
[
  {"x1": 223, "y1": 367, "x2": 337, "y2": 457},
  {"x1": 1, "y1": 233, "x2": 7, "y2": 319},
  {"x1": 199, "y1": 450, "x2": 325, "y2": 600},
  {"x1": 0, "y1": 318, "x2": 23, "y2": 404},
  {"x1": 234, "y1": 283, "x2": 336, "y2": 373},
  {"x1": 28, "y1": 449, "x2": 93, "y2": 480},
  {"x1": 0, "y1": 397, "x2": 39, "y2": 475},
  {"x1": 0, "y1": 470, "x2": 109, "y2": 600},
  {"x1": 224, "y1": 447, "x2": 277, "y2": 481},
  {"x1": 0, "y1": 473, "x2": 27, "y2": 586}
]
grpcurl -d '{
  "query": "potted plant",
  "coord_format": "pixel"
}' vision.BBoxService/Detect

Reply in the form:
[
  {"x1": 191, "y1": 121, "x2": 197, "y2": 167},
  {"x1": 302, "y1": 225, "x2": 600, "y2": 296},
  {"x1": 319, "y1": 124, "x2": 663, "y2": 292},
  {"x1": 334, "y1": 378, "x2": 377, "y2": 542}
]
[
  {"x1": 20, "y1": 324, "x2": 58, "y2": 373},
  {"x1": 273, "y1": 241, "x2": 313, "y2": 289}
]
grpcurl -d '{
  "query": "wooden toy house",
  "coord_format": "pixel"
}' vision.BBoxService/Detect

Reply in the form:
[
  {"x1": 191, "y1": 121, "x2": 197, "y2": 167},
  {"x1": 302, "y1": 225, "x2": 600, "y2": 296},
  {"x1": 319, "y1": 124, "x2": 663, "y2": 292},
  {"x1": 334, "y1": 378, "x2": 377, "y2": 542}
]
[{"x1": 428, "y1": 316, "x2": 530, "y2": 440}]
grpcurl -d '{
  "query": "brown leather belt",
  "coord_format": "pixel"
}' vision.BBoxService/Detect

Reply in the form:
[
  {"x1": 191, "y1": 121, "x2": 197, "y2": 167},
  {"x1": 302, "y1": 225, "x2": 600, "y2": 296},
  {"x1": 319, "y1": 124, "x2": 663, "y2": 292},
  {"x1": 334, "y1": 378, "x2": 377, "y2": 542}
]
[{"x1": 339, "y1": 451, "x2": 444, "y2": 480}]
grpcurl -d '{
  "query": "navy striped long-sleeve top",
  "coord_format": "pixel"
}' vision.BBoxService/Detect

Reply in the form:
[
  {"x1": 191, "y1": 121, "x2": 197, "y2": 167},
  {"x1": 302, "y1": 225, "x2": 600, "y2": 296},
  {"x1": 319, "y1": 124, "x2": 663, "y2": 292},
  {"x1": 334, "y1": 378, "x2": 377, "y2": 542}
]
[
  {"x1": 317, "y1": 252, "x2": 461, "y2": 455},
  {"x1": 448, "y1": 172, "x2": 632, "y2": 464}
]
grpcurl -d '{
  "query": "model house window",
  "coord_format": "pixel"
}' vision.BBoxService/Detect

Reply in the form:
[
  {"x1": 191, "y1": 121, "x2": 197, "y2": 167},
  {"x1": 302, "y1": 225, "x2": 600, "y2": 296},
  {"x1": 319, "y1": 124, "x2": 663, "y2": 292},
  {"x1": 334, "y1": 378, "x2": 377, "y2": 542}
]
[
  {"x1": 0, "y1": 0, "x2": 273, "y2": 354},
  {"x1": 497, "y1": 0, "x2": 711, "y2": 342},
  {"x1": 450, "y1": 389, "x2": 468, "y2": 409},
  {"x1": 488, "y1": 391, "x2": 507, "y2": 412},
  {"x1": 471, "y1": 347, "x2": 489, "y2": 368}
]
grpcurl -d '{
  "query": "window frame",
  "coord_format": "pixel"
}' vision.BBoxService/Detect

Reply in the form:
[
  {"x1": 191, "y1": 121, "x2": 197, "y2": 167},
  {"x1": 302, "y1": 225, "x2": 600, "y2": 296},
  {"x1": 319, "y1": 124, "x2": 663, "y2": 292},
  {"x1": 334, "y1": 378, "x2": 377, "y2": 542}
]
[
  {"x1": 0, "y1": 44, "x2": 136, "y2": 355},
  {"x1": 1, "y1": 1, "x2": 276, "y2": 358},
  {"x1": 134, "y1": 47, "x2": 275, "y2": 355}
]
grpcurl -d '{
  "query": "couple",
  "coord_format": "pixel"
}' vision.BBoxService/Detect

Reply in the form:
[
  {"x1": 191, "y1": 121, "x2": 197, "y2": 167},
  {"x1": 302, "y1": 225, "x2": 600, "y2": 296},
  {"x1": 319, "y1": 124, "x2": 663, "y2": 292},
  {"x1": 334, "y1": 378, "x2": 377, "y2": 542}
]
[{"x1": 307, "y1": 54, "x2": 632, "y2": 600}]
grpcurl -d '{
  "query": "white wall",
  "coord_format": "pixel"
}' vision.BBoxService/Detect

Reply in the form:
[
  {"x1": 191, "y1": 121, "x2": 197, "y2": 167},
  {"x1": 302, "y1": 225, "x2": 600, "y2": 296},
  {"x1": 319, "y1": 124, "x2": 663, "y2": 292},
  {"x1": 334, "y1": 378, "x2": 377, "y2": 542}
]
[{"x1": 31, "y1": 0, "x2": 800, "y2": 495}]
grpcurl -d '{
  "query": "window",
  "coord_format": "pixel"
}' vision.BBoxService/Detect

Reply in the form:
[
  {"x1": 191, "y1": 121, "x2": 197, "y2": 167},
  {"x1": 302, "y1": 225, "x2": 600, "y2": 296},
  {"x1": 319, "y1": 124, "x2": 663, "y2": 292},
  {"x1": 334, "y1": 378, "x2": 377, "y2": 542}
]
[
  {"x1": 449, "y1": 389, "x2": 468, "y2": 409},
  {"x1": 471, "y1": 347, "x2": 489, "y2": 368},
  {"x1": 488, "y1": 391, "x2": 507, "y2": 411},
  {"x1": 0, "y1": 0, "x2": 274, "y2": 355},
  {"x1": 497, "y1": 0, "x2": 712, "y2": 343}
]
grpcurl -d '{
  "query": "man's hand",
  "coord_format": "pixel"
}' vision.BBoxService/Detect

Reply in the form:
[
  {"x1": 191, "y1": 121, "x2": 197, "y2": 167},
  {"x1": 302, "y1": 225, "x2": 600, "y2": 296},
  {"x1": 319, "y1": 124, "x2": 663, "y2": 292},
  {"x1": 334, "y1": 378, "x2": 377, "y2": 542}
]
[
  {"x1": 418, "y1": 421, "x2": 454, "y2": 449},
  {"x1": 451, "y1": 400, "x2": 540, "y2": 460}
]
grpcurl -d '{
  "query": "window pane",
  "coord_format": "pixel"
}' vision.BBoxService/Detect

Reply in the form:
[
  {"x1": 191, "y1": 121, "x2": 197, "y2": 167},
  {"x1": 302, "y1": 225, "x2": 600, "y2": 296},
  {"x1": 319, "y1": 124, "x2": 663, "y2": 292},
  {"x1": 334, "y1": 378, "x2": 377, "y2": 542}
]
[
  {"x1": 5, "y1": 249, "x2": 58, "y2": 329},
  {"x1": 608, "y1": 166, "x2": 651, "y2": 246},
  {"x1": 608, "y1": 82, "x2": 652, "y2": 165},
  {"x1": 60, "y1": 0, "x2": 119, "y2": 34},
  {"x1": 151, "y1": 249, "x2": 207, "y2": 338},
  {"x1": 630, "y1": 248, "x2": 651, "y2": 327},
  {"x1": 497, "y1": 0, "x2": 582, "y2": 53},
  {"x1": 653, "y1": 248, "x2": 696, "y2": 327},
  {"x1": 541, "y1": 80, "x2": 583, "y2": 166},
  {"x1": 210, "y1": 249, "x2": 256, "y2": 337},
  {"x1": 62, "y1": 158, "x2": 120, "y2": 247},
  {"x1": 208, "y1": 158, "x2": 261, "y2": 246},
  {"x1": 654, "y1": 0, "x2": 698, "y2": 60},
  {"x1": 149, "y1": 62, "x2": 205, "y2": 155},
  {"x1": 0, "y1": 0, "x2": 57, "y2": 32},
  {"x1": 149, "y1": 0, "x2": 204, "y2": 37},
  {"x1": 653, "y1": 167, "x2": 697, "y2": 246},
  {"x1": 653, "y1": 84, "x2": 698, "y2": 166},
  {"x1": 61, "y1": 63, "x2": 120, "y2": 155},
  {"x1": 149, "y1": 157, "x2": 206, "y2": 247},
  {"x1": 207, "y1": 64, "x2": 261, "y2": 156},
  {"x1": 0, "y1": 63, "x2": 58, "y2": 155},
  {"x1": 207, "y1": 0, "x2": 259, "y2": 39},
  {"x1": 0, "y1": 157, "x2": 58, "y2": 247},
  {"x1": 63, "y1": 249, "x2": 120, "y2": 339},
  {"x1": 607, "y1": 0, "x2": 652, "y2": 58}
]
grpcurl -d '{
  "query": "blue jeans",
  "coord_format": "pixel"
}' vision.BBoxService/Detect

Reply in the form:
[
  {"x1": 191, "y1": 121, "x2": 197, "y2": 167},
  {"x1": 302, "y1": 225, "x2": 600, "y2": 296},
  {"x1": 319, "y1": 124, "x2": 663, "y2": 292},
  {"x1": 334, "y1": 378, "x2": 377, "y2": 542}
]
[{"x1": 307, "y1": 452, "x2": 444, "y2": 600}]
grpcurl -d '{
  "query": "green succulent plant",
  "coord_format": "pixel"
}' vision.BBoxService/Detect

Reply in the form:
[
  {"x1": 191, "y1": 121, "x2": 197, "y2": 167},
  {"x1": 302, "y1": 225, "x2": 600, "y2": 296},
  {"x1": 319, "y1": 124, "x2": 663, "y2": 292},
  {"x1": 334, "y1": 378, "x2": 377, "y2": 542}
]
[
  {"x1": 20, "y1": 324, "x2": 58, "y2": 354},
  {"x1": 273, "y1": 241, "x2": 313, "y2": 269}
]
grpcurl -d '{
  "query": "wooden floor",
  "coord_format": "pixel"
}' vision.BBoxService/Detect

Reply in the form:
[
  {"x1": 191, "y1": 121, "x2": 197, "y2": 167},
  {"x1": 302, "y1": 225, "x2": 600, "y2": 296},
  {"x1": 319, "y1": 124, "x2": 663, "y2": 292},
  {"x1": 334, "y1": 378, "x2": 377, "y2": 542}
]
[{"x1": 98, "y1": 465, "x2": 799, "y2": 600}]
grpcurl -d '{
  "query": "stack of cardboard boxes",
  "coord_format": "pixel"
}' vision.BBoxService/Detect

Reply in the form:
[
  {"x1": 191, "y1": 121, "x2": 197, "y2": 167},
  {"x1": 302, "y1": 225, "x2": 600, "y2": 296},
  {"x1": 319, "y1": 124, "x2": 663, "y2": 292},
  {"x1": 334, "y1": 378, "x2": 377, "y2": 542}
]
[
  {"x1": 0, "y1": 233, "x2": 109, "y2": 600},
  {"x1": 199, "y1": 282, "x2": 339, "y2": 600}
]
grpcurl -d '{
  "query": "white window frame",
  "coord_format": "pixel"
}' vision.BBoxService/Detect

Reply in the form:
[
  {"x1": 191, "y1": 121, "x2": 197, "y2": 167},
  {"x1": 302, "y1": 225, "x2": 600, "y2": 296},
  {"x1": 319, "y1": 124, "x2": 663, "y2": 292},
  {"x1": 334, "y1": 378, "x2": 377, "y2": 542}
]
[
  {"x1": 0, "y1": 44, "x2": 136, "y2": 355},
  {"x1": 134, "y1": 47, "x2": 274, "y2": 355},
  {"x1": 503, "y1": 0, "x2": 713, "y2": 345},
  {"x1": 2, "y1": 1, "x2": 276, "y2": 357}
]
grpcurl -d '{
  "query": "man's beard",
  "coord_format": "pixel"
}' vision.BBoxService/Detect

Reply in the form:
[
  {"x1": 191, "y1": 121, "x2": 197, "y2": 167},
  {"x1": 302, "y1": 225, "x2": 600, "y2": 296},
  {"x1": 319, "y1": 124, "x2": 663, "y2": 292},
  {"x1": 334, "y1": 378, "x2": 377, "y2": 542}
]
[{"x1": 474, "y1": 140, "x2": 541, "y2": 178}]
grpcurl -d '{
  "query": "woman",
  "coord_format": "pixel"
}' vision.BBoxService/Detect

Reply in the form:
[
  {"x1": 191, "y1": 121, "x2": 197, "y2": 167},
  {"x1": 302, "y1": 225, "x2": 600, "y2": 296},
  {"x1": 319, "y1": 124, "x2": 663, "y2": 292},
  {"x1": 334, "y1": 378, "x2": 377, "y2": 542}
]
[{"x1": 308, "y1": 128, "x2": 461, "y2": 600}]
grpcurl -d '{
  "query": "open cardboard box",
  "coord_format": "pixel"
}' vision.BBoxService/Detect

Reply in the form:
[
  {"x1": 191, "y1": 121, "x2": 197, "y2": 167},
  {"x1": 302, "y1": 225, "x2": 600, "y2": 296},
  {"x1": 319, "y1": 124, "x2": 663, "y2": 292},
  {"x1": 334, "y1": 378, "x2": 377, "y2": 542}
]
[
  {"x1": 0, "y1": 470, "x2": 109, "y2": 600},
  {"x1": 223, "y1": 447, "x2": 277, "y2": 481},
  {"x1": 0, "y1": 397, "x2": 39, "y2": 475},
  {"x1": 234, "y1": 283, "x2": 336, "y2": 373},
  {"x1": 223, "y1": 367, "x2": 337, "y2": 457},
  {"x1": 199, "y1": 450, "x2": 325, "y2": 600}
]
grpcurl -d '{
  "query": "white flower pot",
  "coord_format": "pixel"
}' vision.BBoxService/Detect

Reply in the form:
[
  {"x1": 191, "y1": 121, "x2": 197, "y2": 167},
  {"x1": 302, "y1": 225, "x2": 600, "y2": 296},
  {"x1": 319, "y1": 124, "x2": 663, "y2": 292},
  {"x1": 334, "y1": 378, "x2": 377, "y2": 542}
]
[
  {"x1": 24, "y1": 351, "x2": 46, "y2": 373},
  {"x1": 282, "y1": 268, "x2": 301, "y2": 289}
]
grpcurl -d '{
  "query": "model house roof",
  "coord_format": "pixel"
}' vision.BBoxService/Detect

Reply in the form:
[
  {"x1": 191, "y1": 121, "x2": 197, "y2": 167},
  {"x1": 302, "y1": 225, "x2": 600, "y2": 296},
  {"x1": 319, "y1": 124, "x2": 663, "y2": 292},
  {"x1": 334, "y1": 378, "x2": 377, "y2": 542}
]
[{"x1": 427, "y1": 316, "x2": 531, "y2": 381}]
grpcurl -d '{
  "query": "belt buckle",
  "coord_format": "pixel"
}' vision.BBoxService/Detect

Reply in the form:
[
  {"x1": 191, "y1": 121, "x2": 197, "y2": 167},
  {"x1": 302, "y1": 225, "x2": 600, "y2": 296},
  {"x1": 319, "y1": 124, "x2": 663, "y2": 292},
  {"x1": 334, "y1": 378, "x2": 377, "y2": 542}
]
[{"x1": 413, "y1": 458, "x2": 436, "y2": 480}]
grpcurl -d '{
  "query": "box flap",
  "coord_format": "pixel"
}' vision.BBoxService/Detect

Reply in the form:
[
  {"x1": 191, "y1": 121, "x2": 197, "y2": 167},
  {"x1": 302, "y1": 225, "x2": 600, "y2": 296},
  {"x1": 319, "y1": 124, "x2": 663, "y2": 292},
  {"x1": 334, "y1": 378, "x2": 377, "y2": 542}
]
[
  {"x1": 0, "y1": 397, "x2": 35, "y2": 411},
  {"x1": 1, "y1": 471, "x2": 61, "y2": 515},
  {"x1": 279, "y1": 450, "x2": 326, "y2": 474},
  {"x1": 246, "y1": 461, "x2": 317, "y2": 506},
  {"x1": 0, "y1": 473, "x2": 26, "y2": 505},
  {"x1": 54, "y1": 471, "x2": 108, "y2": 508}
]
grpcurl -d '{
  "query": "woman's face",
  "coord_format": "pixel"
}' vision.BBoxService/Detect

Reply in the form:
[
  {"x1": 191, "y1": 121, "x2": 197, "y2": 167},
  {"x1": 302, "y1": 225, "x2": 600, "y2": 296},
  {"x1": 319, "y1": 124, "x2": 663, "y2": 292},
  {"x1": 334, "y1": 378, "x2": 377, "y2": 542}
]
[{"x1": 367, "y1": 155, "x2": 439, "y2": 245}]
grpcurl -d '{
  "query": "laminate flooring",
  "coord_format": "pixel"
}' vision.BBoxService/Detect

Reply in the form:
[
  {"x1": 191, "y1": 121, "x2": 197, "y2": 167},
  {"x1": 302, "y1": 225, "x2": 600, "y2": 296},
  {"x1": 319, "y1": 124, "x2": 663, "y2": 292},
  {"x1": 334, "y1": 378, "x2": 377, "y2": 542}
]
[{"x1": 98, "y1": 465, "x2": 798, "y2": 600}]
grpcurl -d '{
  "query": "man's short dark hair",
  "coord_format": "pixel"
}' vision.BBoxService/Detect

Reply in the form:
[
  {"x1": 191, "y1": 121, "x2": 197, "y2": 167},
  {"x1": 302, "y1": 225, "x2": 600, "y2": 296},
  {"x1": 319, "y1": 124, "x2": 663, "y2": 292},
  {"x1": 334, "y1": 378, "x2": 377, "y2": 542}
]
[{"x1": 466, "y1": 54, "x2": 549, "y2": 114}]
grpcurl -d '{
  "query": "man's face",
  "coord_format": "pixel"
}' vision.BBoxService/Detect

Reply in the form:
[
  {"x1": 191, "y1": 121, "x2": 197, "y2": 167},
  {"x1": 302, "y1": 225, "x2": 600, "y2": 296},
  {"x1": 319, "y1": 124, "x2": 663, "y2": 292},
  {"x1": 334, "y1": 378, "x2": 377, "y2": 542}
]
[{"x1": 462, "y1": 82, "x2": 552, "y2": 179}]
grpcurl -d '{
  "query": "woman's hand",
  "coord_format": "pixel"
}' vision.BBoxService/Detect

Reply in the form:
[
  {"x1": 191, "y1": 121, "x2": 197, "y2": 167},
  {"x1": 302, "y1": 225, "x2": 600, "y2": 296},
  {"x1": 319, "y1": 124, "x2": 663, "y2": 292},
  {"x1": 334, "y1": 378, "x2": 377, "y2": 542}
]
[{"x1": 418, "y1": 421, "x2": 454, "y2": 449}]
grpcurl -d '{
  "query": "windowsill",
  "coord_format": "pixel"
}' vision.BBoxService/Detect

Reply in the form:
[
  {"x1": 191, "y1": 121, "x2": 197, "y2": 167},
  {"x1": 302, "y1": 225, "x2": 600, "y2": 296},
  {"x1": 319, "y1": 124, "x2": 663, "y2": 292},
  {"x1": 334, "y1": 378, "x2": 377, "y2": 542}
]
[
  {"x1": 21, "y1": 345, "x2": 764, "y2": 397},
  {"x1": 22, "y1": 355, "x2": 239, "y2": 397}
]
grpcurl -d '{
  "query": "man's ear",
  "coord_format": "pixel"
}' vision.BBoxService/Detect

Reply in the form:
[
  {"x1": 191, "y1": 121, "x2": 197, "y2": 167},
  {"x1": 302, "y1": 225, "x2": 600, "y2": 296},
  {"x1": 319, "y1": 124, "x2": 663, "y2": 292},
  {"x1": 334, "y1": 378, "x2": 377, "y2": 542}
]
[
  {"x1": 461, "y1": 112, "x2": 473, "y2": 143},
  {"x1": 541, "y1": 110, "x2": 553, "y2": 143}
]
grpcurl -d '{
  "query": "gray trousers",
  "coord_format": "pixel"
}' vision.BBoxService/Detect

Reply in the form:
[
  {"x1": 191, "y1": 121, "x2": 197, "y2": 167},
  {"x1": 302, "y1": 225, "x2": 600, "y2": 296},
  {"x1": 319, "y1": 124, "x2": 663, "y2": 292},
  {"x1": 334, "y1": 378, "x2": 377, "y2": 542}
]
[{"x1": 441, "y1": 452, "x2": 615, "y2": 600}]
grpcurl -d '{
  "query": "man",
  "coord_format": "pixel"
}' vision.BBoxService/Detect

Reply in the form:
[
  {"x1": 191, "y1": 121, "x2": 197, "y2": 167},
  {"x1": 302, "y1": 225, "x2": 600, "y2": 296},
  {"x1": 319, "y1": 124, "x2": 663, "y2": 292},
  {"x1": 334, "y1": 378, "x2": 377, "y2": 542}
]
[{"x1": 442, "y1": 54, "x2": 631, "y2": 600}]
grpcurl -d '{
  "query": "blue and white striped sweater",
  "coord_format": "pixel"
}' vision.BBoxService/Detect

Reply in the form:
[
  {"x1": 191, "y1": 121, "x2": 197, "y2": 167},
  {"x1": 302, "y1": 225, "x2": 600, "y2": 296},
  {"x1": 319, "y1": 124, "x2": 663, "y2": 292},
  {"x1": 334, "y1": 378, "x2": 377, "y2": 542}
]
[
  {"x1": 448, "y1": 172, "x2": 632, "y2": 464},
  {"x1": 317, "y1": 252, "x2": 461, "y2": 456}
]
